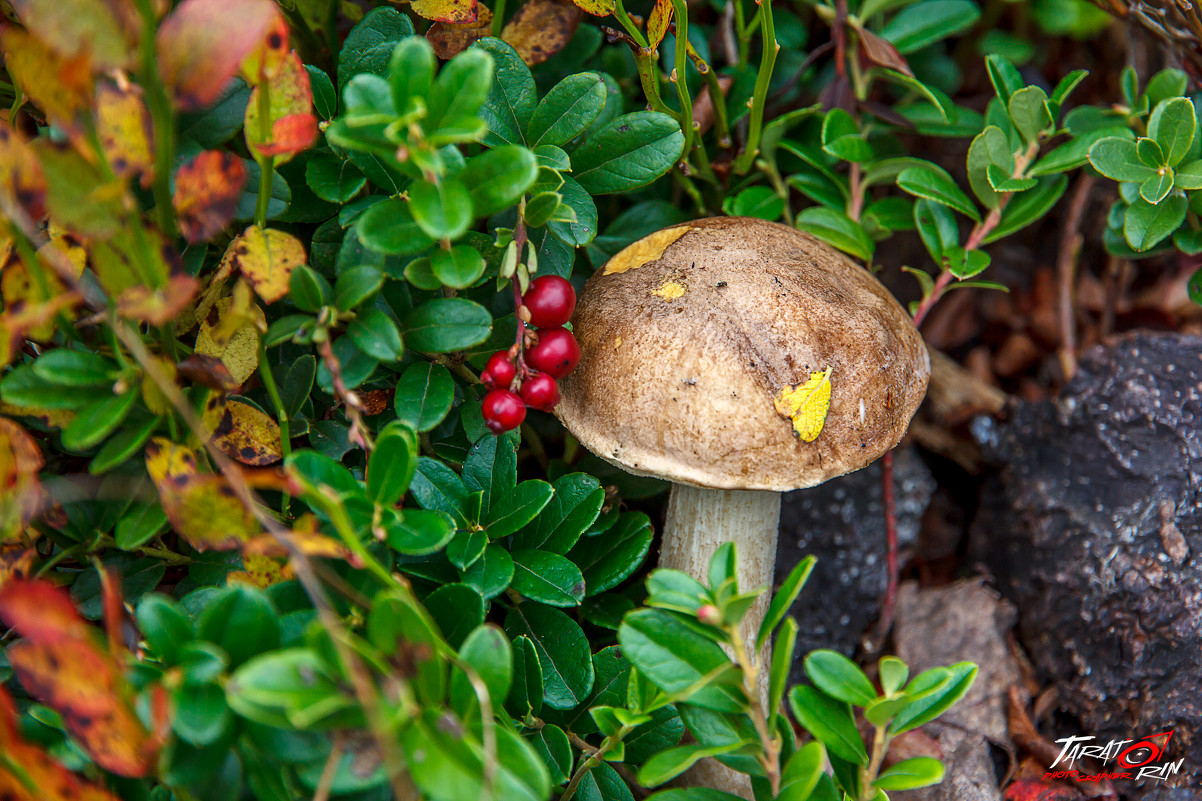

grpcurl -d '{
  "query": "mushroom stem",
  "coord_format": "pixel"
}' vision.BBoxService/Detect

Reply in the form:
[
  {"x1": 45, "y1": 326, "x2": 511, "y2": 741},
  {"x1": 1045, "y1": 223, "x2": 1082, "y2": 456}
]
[
  {"x1": 661, "y1": 484, "x2": 780, "y2": 660},
  {"x1": 661, "y1": 485, "x2": 780, "y2": 799}
]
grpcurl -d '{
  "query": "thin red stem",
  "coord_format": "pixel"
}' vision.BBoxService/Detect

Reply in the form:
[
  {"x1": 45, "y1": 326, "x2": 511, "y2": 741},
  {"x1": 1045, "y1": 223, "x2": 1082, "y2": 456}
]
[{"x1": 878, "y1": 450, "x2": 899, "y2": 634}]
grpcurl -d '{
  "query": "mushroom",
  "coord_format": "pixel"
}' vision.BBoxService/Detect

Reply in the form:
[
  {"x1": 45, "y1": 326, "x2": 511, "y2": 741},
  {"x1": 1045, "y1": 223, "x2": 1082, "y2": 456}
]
[{"x1": 555, "y1": 217, "x2": 929, "y2": 790}]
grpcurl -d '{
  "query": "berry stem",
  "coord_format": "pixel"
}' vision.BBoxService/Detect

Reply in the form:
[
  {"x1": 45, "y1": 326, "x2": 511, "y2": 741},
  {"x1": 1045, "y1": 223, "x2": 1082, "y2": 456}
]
[{"x1": 512, "y1": 217, "x2": 529, "y2": 360}]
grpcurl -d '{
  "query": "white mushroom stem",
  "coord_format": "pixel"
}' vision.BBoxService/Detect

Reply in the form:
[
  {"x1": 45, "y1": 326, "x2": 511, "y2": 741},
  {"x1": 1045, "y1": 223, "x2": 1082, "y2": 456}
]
[
  {"x1": 661, "y1": 485, "x2": 781, "y2": 654},
  {"x1": 660, "y1": 485, "x2": 781, "y2": 799}
]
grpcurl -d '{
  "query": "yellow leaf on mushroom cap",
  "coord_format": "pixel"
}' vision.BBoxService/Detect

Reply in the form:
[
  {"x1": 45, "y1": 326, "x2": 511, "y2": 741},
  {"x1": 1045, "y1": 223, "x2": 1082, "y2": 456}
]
[{"x1": 773, "y1": 368, "x2": 833, "y2": 442}]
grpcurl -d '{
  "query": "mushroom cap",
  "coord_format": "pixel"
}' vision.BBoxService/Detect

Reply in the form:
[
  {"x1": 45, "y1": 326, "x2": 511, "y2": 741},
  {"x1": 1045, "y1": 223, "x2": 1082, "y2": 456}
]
[{"x1": 554, "y1": 216, "x2": 930, "y2": 492}]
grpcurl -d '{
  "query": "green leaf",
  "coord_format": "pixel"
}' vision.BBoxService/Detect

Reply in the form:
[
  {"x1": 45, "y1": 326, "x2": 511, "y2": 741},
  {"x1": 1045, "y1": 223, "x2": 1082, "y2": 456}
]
[
  {"x1": 383, "y1": 508, "x2": 456, "y2": 555},
  {"x1": 804, "y1": 650, "x2": 878, "y2": 707},
  {"x1": 430, "y1": 244, "x2": 485, "y2": 289},
  {"x1": 757, "y1": 555, "x2": 815, "y2": 650},
  {"x1": 62, "y1": 390, "x2": 136, "y2": 451},
  {"x1": 173, "y1": 682, "x2": 233, "y2": 746},
  {"x1": 523, "y1": 191, "x2": 563, "y2": 228},
  {"x1": 985, "y1": 54, "x2": 1023, "y2": 107},
  {"x1": 573, "y1": 112, "x2": 685, "y2": 195},
  {"x1": 722, "y1": 186, "x2": 785, "y2": 220},
  {"x1": 880, "y1": 0, "x2": 981, "y2": 54},
  {"x1": 337, "y1": 7, "x2": 414, "y2": 90},
  {"x1": 642, "y1": 790, "x2": 745, "y2": 801},
  {"x1": 408, "y1": 178, "x2": 473, "y2": 240},
  {"x1": 389, "y1": 36, "x2": 435, "y2": 114},
  {"x1": 410, "y1": 456, "x2": 470, "y2": 523},
  {"x1": 334, "y1": 265, "x2": 384, "y2": 312},
  {"x1": 427, "y1": 46, "x2": 494, "y2": 128},
  {"x1": 476, "y1": 38, "x2": 537, "y2": 147},
  {"x1": 227, "y1": 648, "x2": 354, "y2": 730},
  {"x1": 462, "y1": 432, "x2": 517, "y2": 510},
  {"x1": 1088, "y1": 137, "x2": 1158, "y2": 183},
  {"x1": 1141, "y1": 170, "x2": 1175, "y2": 204},
  {"x1": 637, "y1": 743, "x2": 742, "y2": 788},
  {"x1": 966, "y1": 126, "x2": 1013, "y2": 208},
  {"x1": 115, "y1": 502, "x2": 168, "y2": 550},
  {"x1": 484, "y1": 480, "x2": 554, "y2": 538},
  {"x1": 985, "y1": 164, "x2": 1036, "y2": 192},
  {"x1": 821, "y1": 108, "x2": 874, "y2": 162},
  {"x1": 357, "y1": 198, "x2": 436, "y2": 256},
  {"x1": 33, "y1": 350, "x2": 114, "y2": 387},
  {"x1": 136, "y1": 594, "x2": 194, "y2": 666},
  {"x1": 546, "y1": 175, "x2": 597, "y2": 247},
  {"x1": 289, "y1": 264, "x2": 333, "y2": 312},
  {"x1": 618, "y1": 608, "x2": 743, "y2": 713},
  {"x1": 566, "y1": 512, "x2": 654, "y2": 595},
  {"x1": 890, "y1": 662, "x2": 978, "y2": 735},
  {"x1": 1149, "y1": 97, "x2": 1197, "y2": 167},
  {"x1": 788, "y1": 685, "x2": 869, "y2": 765},
  {"x1": 1029, "y1": 128, "x2": 1132, "y2": 177},
  {"x1": 197, "y1": 585, "x2": 281, "y2": 668},
  {"x1": 1189, "y1": 266, "x2": 1202, "y2": 304},
  {"x1": 513, "y1": 472, "x2": 604, "y2": 553},
  {"x1": 366, "y1": 420, "x2": 418, "y2": 507},
  {"x1": 511, "y1": 550, "x2": 586, "y2": 606},
  {"x1": 404, "y1": 298, "x2": 492, "y2": 352},
  {"x1": 1050, "y1": 69, "x2": 1089, "y2": 108},
  {"x1": 504, "y1": 603, "x2": 594, "y2": 710},
  {"x1": 1137, "y1": 137, "x2": 1166, "y2": 168},
  {"x1": 529, "y1": 72, "x2": 607, "y2": 147},
  {"x1": 778, "y1": 741, "x2": 826, "y2": 801},
  {"x1": 305, "y1": 155, "x2": 365, "y2": 204},
  {"x1": 459, "y1": 146, "x2": 539, "y2": 217},
  {"x1": 768, "y1": 618, "x2": 798, "y2": 726},
  {"x1": 345, "y1": 307, "x2": 402, "y2": 362},
  {"x1": 1124, "y1": 195, "x2": 1188, "y2": 251},
  {"x1": 449, "y1": 624, "x2": 513, "y2": 709},
  {"x1": 89, "y1": 414, "x2": 158, "y2": 473},
  {"x1": 875, "y1": 757, "x2": 945, "y2": 790},
  {"x1": 795, "y1": 207, "x2": 874, "y2": 261},
  {"x1": 506, "y1": 634, "x2": 544, "y2": 718},
  {"x1": 1173, "y1": 159, "x2": 1202, "y2": 189},
  {"x1": 461, "y1": 544, "x2": 515, "y2": 599},
  {"x1": 897, "y1": 164, "x2": 981, "y2": 221},
  {"x1": 984, "y1": 175, "x2": 1068, "y2": 243},
  {"x1": 575, "y1": 762, "x2": 636, "y2": 801},
  {"x1": 426, "y1": 583, "x2": 485, "y2": 649},
  {"x1": 394, "y1": 362, "x2": 454, "y2": 432},
  {"x1": 1007, "y1": 86, "x2": 1052, "y2": 144},
  {"x1": 528, "y1": 723, "x2": 572, "y2": 784}
]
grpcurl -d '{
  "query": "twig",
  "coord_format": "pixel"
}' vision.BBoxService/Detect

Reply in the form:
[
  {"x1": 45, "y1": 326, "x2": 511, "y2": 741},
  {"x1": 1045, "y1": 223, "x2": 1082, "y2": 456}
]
[
  {"x1": 1056, "y1": 174, "x2": 1094, "y2": 381},
  {"x1": 312, "y1": 733, "x2": 345, "y2": 801},
  {"x1": 876, "y1": 451, "x2": 899, "y2": 639}
]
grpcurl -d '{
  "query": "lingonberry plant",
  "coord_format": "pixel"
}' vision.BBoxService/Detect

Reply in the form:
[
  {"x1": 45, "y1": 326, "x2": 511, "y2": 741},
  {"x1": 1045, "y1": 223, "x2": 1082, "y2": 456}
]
[{"x1": 0, "y1": 0, "x2": 1183, "y2": 799}]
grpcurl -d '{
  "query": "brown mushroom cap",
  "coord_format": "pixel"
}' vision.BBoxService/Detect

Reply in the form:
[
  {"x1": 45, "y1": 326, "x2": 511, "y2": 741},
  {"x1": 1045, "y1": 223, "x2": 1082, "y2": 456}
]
[{"x1": 555, "y1": 216, "x2": 930, "y2": 492}]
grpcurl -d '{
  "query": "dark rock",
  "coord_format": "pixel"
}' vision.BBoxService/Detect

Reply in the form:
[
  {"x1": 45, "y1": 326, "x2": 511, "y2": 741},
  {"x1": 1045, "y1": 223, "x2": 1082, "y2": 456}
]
[
  {"x1": 970, "y1": 332, "x2": 1202, "y2": 794},
  {"x1": 777, "y1": 446, "x2": 935, "y2": 665}
]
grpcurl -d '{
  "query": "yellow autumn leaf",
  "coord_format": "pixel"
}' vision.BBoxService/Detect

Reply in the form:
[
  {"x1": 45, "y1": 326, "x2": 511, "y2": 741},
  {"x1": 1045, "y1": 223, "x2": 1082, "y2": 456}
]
[
  {"x1": 95, "y1": 82, "x2": 154, "y2": 183},
  {"x1": 145, "y1": 437, "x2": 258, "y2": 551},
  {"x1": 195, "y1": 293, "x2": 264, "y2": 387},
  {"x1": 565, "y1": 0, "x2": 614, "y2": 16},
  {"x1": 409, "y1": 0, "x2": 479, "y2": 24},
  {"x1": 647, "y1": 0, "x2": 673, "y2": 49},
  {"x1": 228, "y1": 552, "x2": 293, "y2": 587},
  {"x1": 774, "y1": 368, "x2": 833, "y2": 442},
  {"x1": 243, "y1": 51, "x2": 316, "y2": 163},
  {"x1": 226, "y1": 225, "x2": 306, "y2": 304},
  {"x1": 202, "y1": 394, "x2": 283, "y2": 466}
]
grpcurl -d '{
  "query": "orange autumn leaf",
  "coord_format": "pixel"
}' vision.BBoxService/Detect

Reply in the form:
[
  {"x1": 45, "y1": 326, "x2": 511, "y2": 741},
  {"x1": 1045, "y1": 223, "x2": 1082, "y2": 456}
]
[
  {"x1": 0, "y1": 687, "x2": 122, "y2": 801},
  {"x1": 647, "y1": 0, "x2": 673, "y2": 49},
  {"x1": 174, "y1": 150, "x2": 248, "y2": 244},
  {"x1": 203, "y1": 394, "x2": 283, "y2": 466},
  {"x1": 95, "y1": 82, "x2": 154, "y2": 184},
  {"x1": 410, "y1": 0, "x2": 479, "y2": 24},
  {"x1": 0, "y1": 122, "x2": 47, "y2": 222},
  {"x1": 8, "y1": 640, "x2": 121, "y2": 716},
  {"x1": 0, "y1": 27, "x2": 93, "y2": 133},
  {"x1": 156, "y1": 0, "x2": 283, "y2": 111},
  {"x1": 244, "y1": 51, "x2": 317, "y2": 163},
  {"x1": 0, "y1": 418, "x2": 46, "y2": 541},
  {"x1": 238, "y1": 14, "x2": 292, "y2": 85},
  {"x1": 502, "y1": 0, "x2": 582, "y2": 65},
  {"x1": 225, "y1": 224, "x2": 306, "y2": 303},
  {"x1": 0, "y1": 577, "x2": 84, "y2": 642},
  {"x1": 145, "y1": 437, "x2": 258, "y2": 550},
  {"x1": 116, "y1": 274, "x2": 200, "y2": 326},
  {"x1": 426, "y1": 7, "x2": 493, "y2": 59},
  {"x1": 0, "y1": 545, "x2": 36, "y2": 586}
]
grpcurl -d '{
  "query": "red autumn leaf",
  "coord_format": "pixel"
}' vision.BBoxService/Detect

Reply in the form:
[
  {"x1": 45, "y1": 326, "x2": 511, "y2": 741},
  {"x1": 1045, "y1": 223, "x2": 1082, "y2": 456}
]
[
  {"x1": 174, "y1": 150, "x2": 248, "y2": 243},
  {"x1": 411, "y1": 0, "x2": 479, "y2": 24},
  {"x1": 116, "y1": 274, "x2": 200, "y2": 326},
  {"x1": 0, "y1": 686, "x2": 121, "y2": 801},
  {"x1": 0, "y1": 578, "x2": 85, "y2": 643},
  {"x1": 155, "y1": 0, "x2": 283, "y2": 111},
  {"x1": 244, "y1": 52, "x2": 317, "y2": 162}
]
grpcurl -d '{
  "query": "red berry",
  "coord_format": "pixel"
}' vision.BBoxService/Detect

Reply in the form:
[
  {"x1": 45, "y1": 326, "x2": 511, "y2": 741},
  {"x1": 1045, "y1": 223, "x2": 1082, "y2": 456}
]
[
  {"x1": 520, "y1": 373, "x2": 561, "y2": 412},
  {"x1": 481, "y1": 351, "x2": 516, "y2": 390},
  {"x1": 526, "y1": 328, "x2": 580, "y2": 379},
  {"x1": 522, "y1": 276, "x2": 576, "y2": 328},
  {"x1": 482, "y1": 389, "x2": 526, "y2": 433}
]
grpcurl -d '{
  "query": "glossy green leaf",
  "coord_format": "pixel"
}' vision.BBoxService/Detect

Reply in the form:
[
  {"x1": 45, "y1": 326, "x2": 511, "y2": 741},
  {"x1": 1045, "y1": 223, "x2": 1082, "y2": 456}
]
[
  {"x1": 788, "y1": 685, "x2": 869, "y2": 765},
  {"x1": 880, "y1": 0, "x2": 981, "y2": 53},
  {"x1": 618, "y1": 608, "x2": 742, "y2": 713},
  {"x1": 875, "y1": 757, "x2": 945, "y2": 790},
  {"x1": 1088, "y1": 137, "x2": 1158, "y2": 183},
  {"x1": 427, "y1": 46, "x2": 494, "y2": 128},
  {"x1": 334, "y1": 265, "x2": 384, "y2": 311},
  {"x1": 337, "y1": 7, "x2": 414, "y2": 89},
  {"x1": 757, "y1": 555, "x2": 815, "y2": 650},
  {"x1": 513, "y1": 472, "x2": 604, "y2": 553},
  {"x1": 459, "y1": 145, "x2": 539, "y2": 217},
  {"x1": 345, "y1": 306, "x2": 402, "y2": 362},
  {"x1": 529, "y1": 72, "x2": 607, "y2": 147},
  {"x1": 504, "y1": 603, "x2": 593, "y2": 710},
  {"x1": 33, "y1": 350, "x2": 114, "y2": 387},
  {"x1": 573, "y1": 112, "x2": 685, "y2": 195},
  {"x1": 1124, "y1": 194, "x2": 1188, "y2": 251},
  {"x1": 477, "y1": 38, "x2": 537, "y2": 147},
  {"x1": 511, "y1": 550, "x2": 586, "y2": 606},
  {"x1": 430, "y1": 244, "x2": 486, "y2": 289},
  {"x1": 62, "y1": 390, "x2": 137, "y2": 451},
  {"x1": 394, "y1": 362, "x2": 454, "y2": 432},
  {"x1": 404, "y1": 298, "x2": 492, "y2": 352},
  {"x1": 357, "y1": 198, "x2": 436, "y2": 256},
  {"x1": 1149, "y1": 96, "x2": 1197, "y2": 167},
  {"x1": 484, "y1": 479, "x2": 554, "y2": 538},
  {"x1": 566, "y1": 512, "x2": 653, "y2": 595},
  {"x1": 305, "y1": 155, "x2": 365, "y2": 203},
  {"x1": 449, "y1": 624, "x2": 512, "y2": 710},
  {"x1": 897, "y1": 164, "x2": 981, "y2": 221},
  {"x1": 366, "y1": 420, "x2": 418, "y2": 506},
  {"x1": 1007, "y1": 86, "x2": 1052, "y2": 144},
  {"x1": 408, "y1": 177, "x2": 473, "y2": 240},
  {"x1": 637, "y1": 743, "x2": 742, "y2": 788},
  {"x1": 389, "y1": 36, "x2": 435, "y2": 114},
  {"x1": 795, "y1": 207, "x2": 874, "y2": 261},
  {"x1": 890, "y1": 662, "x2": 978, "y2": 735},
  {"x1": 804, "y1": 650, "x2": 878, "y2": 706}
]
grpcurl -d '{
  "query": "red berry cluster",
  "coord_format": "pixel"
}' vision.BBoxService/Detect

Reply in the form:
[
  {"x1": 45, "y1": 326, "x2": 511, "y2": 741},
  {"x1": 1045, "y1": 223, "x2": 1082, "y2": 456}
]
[{"x1": 481, "y1": 276, "x2": 580, "y2": 434}]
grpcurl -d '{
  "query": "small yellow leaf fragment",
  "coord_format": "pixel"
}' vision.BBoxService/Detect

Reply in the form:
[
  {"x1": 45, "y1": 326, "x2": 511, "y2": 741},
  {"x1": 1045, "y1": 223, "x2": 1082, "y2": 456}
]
[
  {"x1": 613, "y1": 336, "x2": 622, "y2": 349},
  {"x1": 774, "y1": 368, "x2": 833, "y2": 442},
  {"x1": 603, "y1": 226, "x2": 691, "y2": 275},
  {"x1": 651, "y1": 280, "x2": 686, "y2": 300}
]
